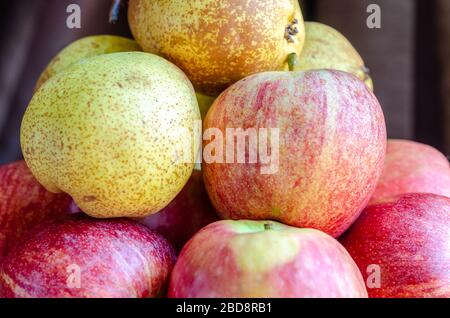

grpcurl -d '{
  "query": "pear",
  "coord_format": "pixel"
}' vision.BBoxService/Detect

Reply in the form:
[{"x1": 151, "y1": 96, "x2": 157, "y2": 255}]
[
  {"x1": 35, "y1": 35, "x2": 141, "y2": 91},
  {"x1": 295, "y1": 22, "x2": 373, "y2": 90},
  {"x1": 21, "y1": 52, "x2": 201, "y2": 218},
  {"x1": 128, "y1": 0, "x2": 306, "y2": 95},
  {"x1": 36, "y1": 35, "x2": 213, "y2": 116}
]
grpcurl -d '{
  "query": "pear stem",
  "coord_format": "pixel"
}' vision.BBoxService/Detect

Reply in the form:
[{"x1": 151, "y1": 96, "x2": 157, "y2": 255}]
[
  {"x1": 109, "y1": 0, "x2": 123, "y2": 24},
  {"x1": 287, "y1": 53, "x2": 298, "y2": 71}
]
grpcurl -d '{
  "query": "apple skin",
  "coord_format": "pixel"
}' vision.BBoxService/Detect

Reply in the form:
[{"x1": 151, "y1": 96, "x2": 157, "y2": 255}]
[
  {"x1": 0, "y1": 161, "x2": 74, "y2": 259},
  {"x1": 128, "y1": 0, "x2": 305, "y2": 95},
  {"x1": 168, "y1": 220, "x2": 367, "y2": 298},
  {"x1": 203, "y1": 70, "x2": 386, "y2": 237},
  {"x1": 137, "y1": 170, "x2": 219, "y2": 251},
  {"x1": 340, "y1": 193, "x2": 450, "y2": 298},
  {"x1": 369, "y1": 140, "x2": 450, "y2": 204},
  {"x1": 0, "y1": 215, "x2": 177, "y2": 298}
]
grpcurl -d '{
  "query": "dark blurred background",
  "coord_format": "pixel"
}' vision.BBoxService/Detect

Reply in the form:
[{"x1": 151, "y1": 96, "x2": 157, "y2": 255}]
[{"x1": 0, "y1": 0, "x2": 449, "y2": 164}]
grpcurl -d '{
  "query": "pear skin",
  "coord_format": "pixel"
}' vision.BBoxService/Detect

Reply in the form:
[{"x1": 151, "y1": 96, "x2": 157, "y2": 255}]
[
  {"x1": 21, "y1": 52, "x2": 201, "y2": 218},
  {"x1": 295, "y1": 22, "x2": 373, "y2": 90},
  {"x1": 36, "y1": 35, "x2": 215, "y2": 115},
  {"x1": 128, "y1": 0, "x2": 306, "y2": 95},
  {"x1": 35, "y1": 35, "x2": 141, "y2": 91}
]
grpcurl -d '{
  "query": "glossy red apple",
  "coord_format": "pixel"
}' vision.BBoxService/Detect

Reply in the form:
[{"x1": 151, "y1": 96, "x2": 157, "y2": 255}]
[
  {"x1": 340, "y1": 193, "x2": 450, "y2": 298},
  {"x1": 0, "y1": 161, "x2": 74, "y2": 259},
  {"x1": 137, "y1": 170, "x2": 219, "y2": 251},
  {"x1": 0, "y1": 215, "x2": 176, "y2": 298},
  {"x1": 169, "y1": 220, "x2": 368, "y2": 298},
  {"x1": 203, "y1": 70, "x2": 386, "y2": 237},
  {"x1": 369, "y1": 140, "x2": 450, "y2": 204}
]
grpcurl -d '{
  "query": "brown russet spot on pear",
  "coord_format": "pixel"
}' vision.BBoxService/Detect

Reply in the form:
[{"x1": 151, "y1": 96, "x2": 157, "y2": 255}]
[
  {"x1": 21, "y1": 52, "x2": 200, "y2": 219},
  {"x1": 295, "y1": 22, "x2": 374, "y2": 90},
  {"x1": 128, "y1": 0, "x2": 306, "y2": 95}
]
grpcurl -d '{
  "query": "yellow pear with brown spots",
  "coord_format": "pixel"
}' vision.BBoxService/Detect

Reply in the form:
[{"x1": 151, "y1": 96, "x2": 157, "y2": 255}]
[
  {"x1": 21, "y1": 52, "x2": 201, "y2": 218},
  {"x1": 295, "y1": 22, "x2": 374, "y2": 90},
  {"x1": 128, "y1": 0, "x2": 305, "y2": 95},
  {"x1": 35, "y1": 35, "x2": 215, "y2": 119},
  {"x1": 35, "y1": 35, "x2": 141, "y2": 91}
]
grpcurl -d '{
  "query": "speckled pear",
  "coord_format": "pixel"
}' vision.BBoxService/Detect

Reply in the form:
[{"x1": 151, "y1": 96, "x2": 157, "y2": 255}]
[
  {"x1": 128, "y1": 0, "x2": 306, "y2": 95},
  {"x1": 34, "y1": 35, "x2": 211, "y2": 116},
  {"x1": 35, "y1": 35, "x2": 141, "y2": 91},
  {"x1": 295, "y1": 22, "x2": 373, "y2": 90},
  {"x1": 21, "y1": 52, "x2": 200, "y2": 219}
]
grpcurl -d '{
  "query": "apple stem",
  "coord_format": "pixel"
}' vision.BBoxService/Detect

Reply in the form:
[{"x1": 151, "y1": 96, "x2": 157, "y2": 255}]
[
  {"x1": 109, "y1": 0, "x2": 124, "y2": 24},
  {"x1": 287, "y1": 53, "x2": 298, "y2": 71},
  {"x1": 264, "y1": 223, "x2": 274, "y2": 230}
]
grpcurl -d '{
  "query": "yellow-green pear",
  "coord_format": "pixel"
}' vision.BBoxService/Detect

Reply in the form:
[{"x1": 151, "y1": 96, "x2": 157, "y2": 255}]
[
  {"x1": 35, "y1": 35, "x2": 213, "y2": 117},
  {"x1": 295, "y1": 22, "x2": 373, "y2": 90},
  {"x1": 35, "y1": 35, "x2": 141, "y2": 90},
  {"x1": 21, "y1": 52, "x2": 201, "y2": 218}
]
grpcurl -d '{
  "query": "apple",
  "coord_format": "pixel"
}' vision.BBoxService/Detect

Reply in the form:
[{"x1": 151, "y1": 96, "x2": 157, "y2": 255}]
[
  {"x1": 168, "y1": 220, "x2": 367, "y2": 298},
  {"x1": 21, "y1": 52, "x2": 200, "y2": 219},
  {"x1": 0, "y1": 161, "x2": 74, "y2": 259},
  {"x1": 340, "y1": 193, "x2": 450, "y2": 298},
  {"x1": 137, "y1": 170, "x2": 219, "y2": 251},
  {"x1": 203, "y1": 70, "x2": 386, "y2": 237},
  {"x1": 128, "y1": 0, "x2": 306, "y2": 95},
  {"x1": 295, "y1": 22, "x2": 373, "y2": 90},
  {"x1": 369, "y1": 139, "x2": 450, "y2": 204},
  {"x1": 0, "y1": 215, "x2": 176, "y2": 298}
]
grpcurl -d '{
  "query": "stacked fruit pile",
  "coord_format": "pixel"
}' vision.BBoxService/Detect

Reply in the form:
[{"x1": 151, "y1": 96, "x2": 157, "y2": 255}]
[{"x1": 1, "y1": 1, "x2": 449, "y2": 298}]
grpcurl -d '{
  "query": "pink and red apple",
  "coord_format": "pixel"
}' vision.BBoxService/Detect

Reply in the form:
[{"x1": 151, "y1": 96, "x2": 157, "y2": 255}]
[
  {"x1": 369, "y1": 140, "x2": 450, "y2": 204},
  {"x1": 340, "y1": 193, "x2": 450, "y2": 298},
  {"x1": 0, "y1": 161, "x2": 74, "y2": 259},
  {"x1": 169, "y1": 220, "x2": 368, "y2": 298},
  {"x1": 0, "y1": 215, "x2": 176, "y2": 298},
  {"x1": 137, "y1": 170, "x2": 219, "y2": 251},
  {"x1": 203, "y1": 70, "x2": 386, "y2": 237}
]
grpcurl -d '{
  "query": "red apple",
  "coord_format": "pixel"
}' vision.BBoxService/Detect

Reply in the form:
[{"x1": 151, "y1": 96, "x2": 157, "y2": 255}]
[
  {"x1": 369, "y1": 140, "x2": 450, "y2": 204},
  {"x1": 169, "y1": 220, "x2": 368, "y2": 298},
  {"x1": 203, "y1": 70, "x2": 386, "y2": 237},
  {"x1": 340, "y1": 193, "x2": 450, "y2": 298},
  {"x1": 0, "y1": 161, "x2": 74, "y2": 259},
  {"x1": 137, "y1": 170, "x2": 219, "y2": 251},
  {"x1": 0, "y1": 215, "x2": 176, "y2": 298}
]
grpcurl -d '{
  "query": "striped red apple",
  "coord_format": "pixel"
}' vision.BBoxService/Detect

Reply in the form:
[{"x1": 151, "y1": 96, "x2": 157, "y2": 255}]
[
  {"x1": 203, "y1": 70, "x2": 386, "y2": 237},
  {"x1": 341, "y1": 193, "x2": 450, "y2": 298},
  {"x1": 169, "y1": 220, "x2": 368, "y2": 298},
  {"x1": 0, "y1": 161, "x2": 74, "y2": 259},
  {"x1": 369, "y1": 140, "x2": 450, "y2": 204},
  {"x1": 0, "y1": 215, "x2": 176, "y2": 298}
]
